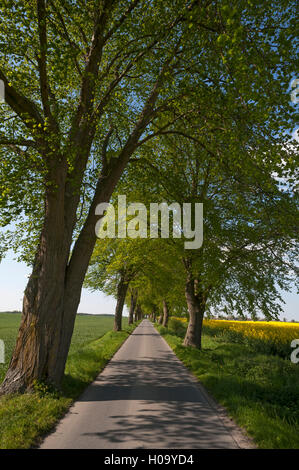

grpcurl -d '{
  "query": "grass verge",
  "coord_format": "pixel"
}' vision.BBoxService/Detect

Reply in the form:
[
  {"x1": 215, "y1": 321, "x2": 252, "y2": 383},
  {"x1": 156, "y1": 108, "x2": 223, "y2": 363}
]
[
  {"x1": 0, "y1": 320, "x2": 138, "y2": 449},
  {"x1": 156, "y1": 323, "x2": 299, "y2": 449}
]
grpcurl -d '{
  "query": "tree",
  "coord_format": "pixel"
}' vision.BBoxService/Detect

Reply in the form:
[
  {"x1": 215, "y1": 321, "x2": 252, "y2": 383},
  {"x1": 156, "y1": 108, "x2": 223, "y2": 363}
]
[
  {"x1": 162, "y1": 299, "x2": 170, "y2": 327},
  {"x1": 84, "y1": 237, "x2": 150, "y2": 330},
  {"x1": 128, "y1": 287, "x2": 138, "y2": 325}
]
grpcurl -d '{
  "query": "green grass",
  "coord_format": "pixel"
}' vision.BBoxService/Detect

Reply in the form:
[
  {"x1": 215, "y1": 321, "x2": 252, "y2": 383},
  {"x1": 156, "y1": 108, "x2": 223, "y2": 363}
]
[
  {"x1": 0, "y1": 313, "x2": 137, "y2": 449},
  {"x1": 156, "y1": 322, "x2": 299, "y2": 449},
  {"x1": 0, "y1": 313, "x2": 22, "y2": 384}
]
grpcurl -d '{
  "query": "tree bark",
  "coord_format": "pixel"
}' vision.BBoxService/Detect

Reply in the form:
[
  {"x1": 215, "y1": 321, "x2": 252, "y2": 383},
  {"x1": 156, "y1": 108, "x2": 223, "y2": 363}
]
[
  {"x1": 0, "y1": 163, "x2": 70, "y2": 393},
  {"x1": 114, "y1": 274, "x2": 129, "y2": 332},
  {"x1": 128, "y1": 289, "x2": 137, "y2": 325},
  {"x1": 152, "y1": 308, "x2": 156, "y2": 322},
  {"x1": 162, "y1": 299, "x2": 169, "y2": 327},
  {"x1": 158, "y1": 312, "x2": 163, "y2": 324},
  {"x1": 138, "y1": 305, "x2": 143, "y2": 321},
  {"x1": 134, "y1": 304, "x2": 142, "y2": 322},
  {"x1": 0, "y1": 164, "x2": 120, "y2": 393},
  {"x1": 133, "y1": 304, "x2": 138, "y2": 323},
  {"x1": 183, "y1": 273, "x2": 206, "y2": 349}
]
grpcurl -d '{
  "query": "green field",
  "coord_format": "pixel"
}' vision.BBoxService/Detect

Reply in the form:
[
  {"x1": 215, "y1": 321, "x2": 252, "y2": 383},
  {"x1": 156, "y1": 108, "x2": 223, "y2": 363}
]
[
  {"x1": 157, "y1": 320, "x2": 299, "y2": 449},
  {"x1": 0, "y1": 313, "x2": 127, "y2": 383},
  {"x1": 0, "y1": 313, "x2": 21, "y2": 384},
  {"x1": 0, "y1": 312, "x2": 135, "y2": 449}
]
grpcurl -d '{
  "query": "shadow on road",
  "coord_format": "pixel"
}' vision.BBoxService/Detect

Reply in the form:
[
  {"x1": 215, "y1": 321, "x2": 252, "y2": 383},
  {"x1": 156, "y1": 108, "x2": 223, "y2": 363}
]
[
  {"x1": 41, "y1": 321, "x2": 240, "y2": 449},
  {"x1": 76, "y1": 355, "x2": 236, "y2": 448}
]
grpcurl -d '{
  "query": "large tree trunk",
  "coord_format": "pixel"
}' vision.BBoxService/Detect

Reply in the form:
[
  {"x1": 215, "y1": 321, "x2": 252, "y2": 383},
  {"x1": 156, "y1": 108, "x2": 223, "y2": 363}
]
[
  {"x1": 162, "y1": 299, "x2": 169, "y2": 327},
  {"x1": 183, "y1": 274, "x2": 206, "y2": 349},
  {"x1": 0, "y1": 165, "x2": 70, "y2": 393},
  {"x1": 128, "y1": 289, "x2": 137, "y2": 325},
  {"x1": 0, "y1": 170, "x2": 117, "y2": 394},
  {"x1": 114, "y1": 274, "x2": 129, "y2": 332}
]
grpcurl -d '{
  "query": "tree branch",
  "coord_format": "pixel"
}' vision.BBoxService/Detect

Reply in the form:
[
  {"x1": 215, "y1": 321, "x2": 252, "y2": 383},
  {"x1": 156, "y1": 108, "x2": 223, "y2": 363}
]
[
  {"x1": 136, "y1": 109, "x2": 198, "y2": 147},
  {"x1": 0, "y1": 69, "x2": 44, "y2": 128},
  {"x1": 48, "y1": 0, "x2": 83, "y2": 76},
  {"x1": 69, "y1": 0, "x2": 114, "y2": 139},
  {"x1": 57, "y1": 0, "x2": 89, "y2": 47},
  {"x1": 37, "y1": 0, "x2": 54, "y2": 122},
  {"x1": 103, "y1": 0, "x2": 141, "y2": 44},
  {"x1": 0, "y1": 138, "x2": 37, "y2": 147},
  {"x1": 101, "y1": 126, "x2": 114, "y2": 174}
]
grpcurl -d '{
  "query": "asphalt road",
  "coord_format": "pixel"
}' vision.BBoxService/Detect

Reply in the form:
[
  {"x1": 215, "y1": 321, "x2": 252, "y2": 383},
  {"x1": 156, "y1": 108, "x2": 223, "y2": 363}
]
[{"x1": 40, "y1": 320, "x2": 251, "y2": 449}]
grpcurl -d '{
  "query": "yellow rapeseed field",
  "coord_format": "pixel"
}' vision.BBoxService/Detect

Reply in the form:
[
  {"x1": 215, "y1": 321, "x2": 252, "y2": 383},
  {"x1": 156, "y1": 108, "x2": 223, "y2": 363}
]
[
  {"x1": 172, "y1": 317, "x2": 299, "y2": 356},
  {"x1": 204, "y1": 319, "x2": 299, "y2": 345}
]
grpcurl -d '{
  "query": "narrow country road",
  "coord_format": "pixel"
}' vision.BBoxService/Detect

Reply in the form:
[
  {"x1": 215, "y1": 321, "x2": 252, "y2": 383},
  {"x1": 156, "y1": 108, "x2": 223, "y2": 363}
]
[{"x1": 40, "y1": 320, "x2": 252, "y2": 449}]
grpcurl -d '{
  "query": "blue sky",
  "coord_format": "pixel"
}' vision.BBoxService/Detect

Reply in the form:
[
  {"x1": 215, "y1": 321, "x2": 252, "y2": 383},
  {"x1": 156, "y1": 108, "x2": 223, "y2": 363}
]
[
  {"x1": 0, "y1": 249, "x2": 129, "y2": 317},
  {"x1": 0, "y1": 249, "x2": 297, "y2": 321}
]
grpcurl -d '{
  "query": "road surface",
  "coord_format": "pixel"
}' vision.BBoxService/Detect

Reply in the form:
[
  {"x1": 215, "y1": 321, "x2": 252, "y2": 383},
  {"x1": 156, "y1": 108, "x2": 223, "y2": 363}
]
[{"x1": 40, "y1": 320, "x2": 252, "y2": 449}]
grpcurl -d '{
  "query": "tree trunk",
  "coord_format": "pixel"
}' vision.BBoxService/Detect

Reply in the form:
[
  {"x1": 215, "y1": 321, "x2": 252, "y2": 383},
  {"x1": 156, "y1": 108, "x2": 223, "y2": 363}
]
[
  {"x1": 134, "y1": 304, "x2": 142, "y2": 322},
  {"x1": 138, "y1": 305, "x2": 143, "y2": 321},
  {"x1": 114, "y1": 274, "x2": 129, "y2": 332},
  {"x1": 133, "y1": 304, "x2": 138, "y2": 323},
  {"x1": 128, "y1": 290, "x2": 137, "y2": 325},
  {"x1": 162, "y1": 299, "x2": 169, "y2": 327},
  {"x1": 0, "y1": 165, "x2": 70, "y2": 393},
  {"x1": 183, "y1": 274, "x2": 206, "y2": 349},
  {"x1": 158, "y1": 312, "x2": 163, "y2": 324},
  {"x1": 0, "y1": 169, "x2": 118, "y2": 393}
]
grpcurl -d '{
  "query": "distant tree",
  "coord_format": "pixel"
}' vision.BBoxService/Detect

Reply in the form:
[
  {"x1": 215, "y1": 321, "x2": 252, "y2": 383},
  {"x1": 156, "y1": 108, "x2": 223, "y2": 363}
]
[
  {"x1": 120, "y1": 120, "x2": 298, "y2": 348},
  {"x1": 84, "y1": 238, "x2": 149, "y2": 331}
]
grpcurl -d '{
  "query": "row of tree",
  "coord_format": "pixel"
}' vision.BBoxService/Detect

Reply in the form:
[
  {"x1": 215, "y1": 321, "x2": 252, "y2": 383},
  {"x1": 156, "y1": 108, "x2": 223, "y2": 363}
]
[
  {"x1": 84, "y1": 125, "x2": 298, "y2": 347},
  {"x1": 0, "y1": 0, "x2": 298, "y2": 393}
]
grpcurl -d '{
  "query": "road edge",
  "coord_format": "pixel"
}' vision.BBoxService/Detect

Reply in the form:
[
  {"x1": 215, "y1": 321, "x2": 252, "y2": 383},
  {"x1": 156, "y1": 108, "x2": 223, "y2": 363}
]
[
  {"x1": 36, "y1": 321, "x2": 141, "y2": 449},
  {"x1": 153, "y1": 322, "x2": 257, "y2": 449}
]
